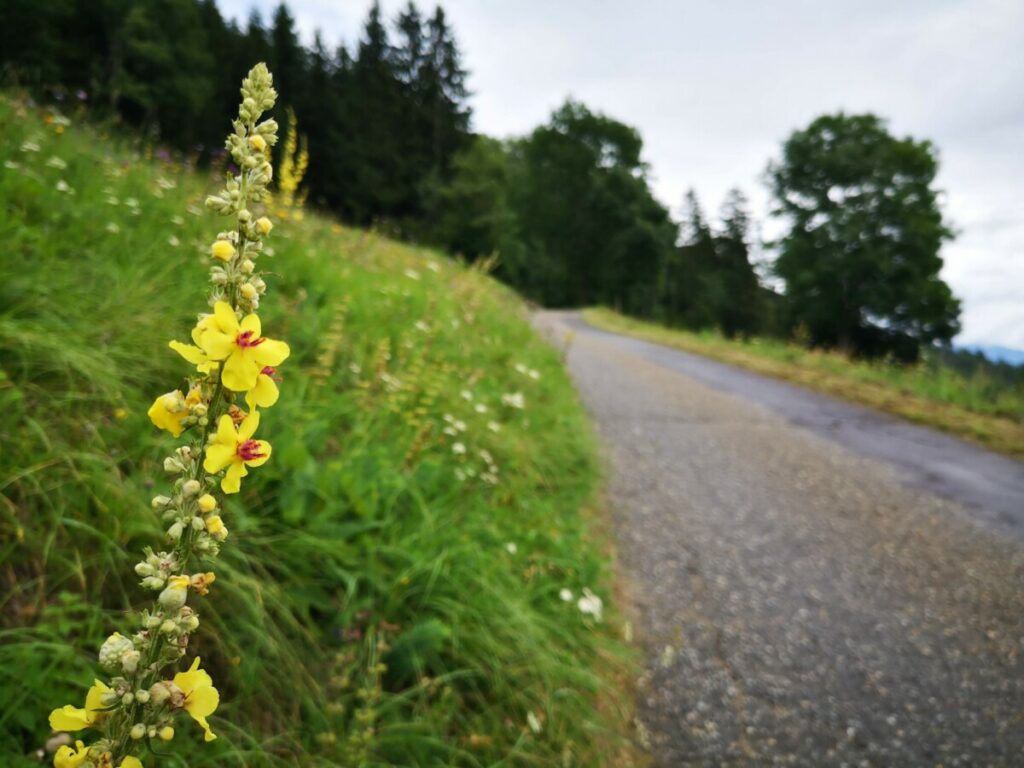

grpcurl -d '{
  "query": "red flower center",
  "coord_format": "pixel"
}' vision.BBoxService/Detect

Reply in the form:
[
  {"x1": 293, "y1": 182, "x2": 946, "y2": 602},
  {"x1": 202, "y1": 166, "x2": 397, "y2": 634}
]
[
  {"x1": 261, "y1": 366, "x2": 277, "y2": 377},
  {"x1": 236, "y1": 330, "x2": 266, "y2": 349},
  {"x1": 236, "y1": 439, "x2": 265, "y2": 462}
]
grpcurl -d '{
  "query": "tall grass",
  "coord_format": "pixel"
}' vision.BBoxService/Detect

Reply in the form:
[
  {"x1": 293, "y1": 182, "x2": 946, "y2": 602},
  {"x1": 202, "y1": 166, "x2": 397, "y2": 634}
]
[
  {"x1": 0, "y1": 96, "x2": 638, "y2": 766},
  {"x1": 586, "y1": 307, "x2": 1024, "y2": 459}
]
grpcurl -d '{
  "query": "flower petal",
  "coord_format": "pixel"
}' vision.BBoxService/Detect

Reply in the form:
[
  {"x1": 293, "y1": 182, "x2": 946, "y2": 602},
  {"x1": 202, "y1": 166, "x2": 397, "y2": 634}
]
[
  {"x1": 238, "y1": 412, "x2": 260, "y2": 441},
  {"x1": 222, "y1": 460, "x2": 246, "y2": 493},
  {"x1": 49, "y1": 705, "x2": 90, "y2": 732},
  {"x1": 186, "y1": 682, "x2": 220, "y2": 719},
  {"x1": 213, "y1": 301, "x2": 239, "y2": 334},
  {"x1": 169, "y1": 340, "x2": 207, "y2": 366},
  {"x1": 215, "y1": 415, "x2": 236, "y2": 446},
  {"x1": 245, "y1": 373, "x2": 279, "y2": 409},
  {"x1": 204, "y1": 443, "x2": 235, "y2": 474},
  {"x1": 222, "y1": 350, "x2": 258, "y2": 391},
  {"x1": 244, "y1": 440, "x2": 272, "y2": 467},
  {"x1": 239, "y1": 313, "x2": 261, "y2": 338},
  {"x1": 254, "y1": 338, "x2": 290, "y2": 367},
  {"x1": 201, "y1": 330, "x2": 235, "y2": 361}
]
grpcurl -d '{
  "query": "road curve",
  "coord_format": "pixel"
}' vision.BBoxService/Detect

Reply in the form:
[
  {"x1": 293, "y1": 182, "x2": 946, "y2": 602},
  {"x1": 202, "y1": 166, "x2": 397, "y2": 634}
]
[{"x1": 535, "y1": 310, "x2": 1024, "y2": 767}]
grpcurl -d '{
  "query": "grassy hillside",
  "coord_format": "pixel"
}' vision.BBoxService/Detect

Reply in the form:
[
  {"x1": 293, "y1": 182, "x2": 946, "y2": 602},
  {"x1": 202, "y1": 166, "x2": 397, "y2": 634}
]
[
  {"x1": 585, "y1": 308, "x2": 1024, "y2": 460},
  {"x1": 0, "y1": 95, "x2": 638, "y2": 766}
]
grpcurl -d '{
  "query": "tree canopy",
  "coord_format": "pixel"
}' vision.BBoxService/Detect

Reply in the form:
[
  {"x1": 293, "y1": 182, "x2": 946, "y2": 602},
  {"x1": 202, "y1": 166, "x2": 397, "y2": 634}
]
[{"x1": 767, "y1": 113, "x2": 960, "y2": 359}]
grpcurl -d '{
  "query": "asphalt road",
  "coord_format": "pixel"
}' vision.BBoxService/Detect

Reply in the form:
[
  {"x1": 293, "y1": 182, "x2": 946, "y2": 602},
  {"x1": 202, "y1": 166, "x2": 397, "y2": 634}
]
[{"x1": 535, "y1": 311, "x2": 1024, "y2": 767}]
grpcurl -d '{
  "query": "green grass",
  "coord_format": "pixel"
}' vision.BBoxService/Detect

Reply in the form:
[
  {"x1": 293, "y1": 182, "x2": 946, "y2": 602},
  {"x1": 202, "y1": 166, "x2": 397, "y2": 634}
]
[
  {"x1": 0, "y1": 95, "x2": 640, "y2": 767},
  {"x1": 585, "y1": 308, "x2": 1024, "y2": 460}
]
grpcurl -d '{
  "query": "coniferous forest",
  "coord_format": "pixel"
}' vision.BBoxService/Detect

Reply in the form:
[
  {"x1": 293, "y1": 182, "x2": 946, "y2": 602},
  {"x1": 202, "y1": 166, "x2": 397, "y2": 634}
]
[{"x1": 1, "y1": 0, "x2": 972, "y2": 364}]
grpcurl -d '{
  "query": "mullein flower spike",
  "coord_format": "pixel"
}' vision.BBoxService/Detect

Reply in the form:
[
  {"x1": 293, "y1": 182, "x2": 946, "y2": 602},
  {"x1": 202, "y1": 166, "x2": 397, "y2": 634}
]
[{"x1": 45, "y1": 63, "x2": 286, "y2": 766}]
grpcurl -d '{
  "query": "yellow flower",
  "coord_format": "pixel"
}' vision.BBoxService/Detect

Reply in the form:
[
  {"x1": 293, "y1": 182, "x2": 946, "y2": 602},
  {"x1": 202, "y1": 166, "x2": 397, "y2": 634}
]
[
  {"x1": 244, "y1": 366, "x2": 280, "y2": 409},
  {"x1": 205, "y1": 514, "x2": 228, "y2": 541},
  {"x1": 255, "y1": 216, "x2": 272, "y2": 236},
  {"x1": 173, "y1": 657, "x2": 219, "y2": 742},
  {"x1": 147, "y1": 387, "x2": 203, "y2": 437},
  {"x1": 197, "y1": 493, "x2": 217, "y2": 513},
  {"x1": 203, "y1": 412, "x2": 271, "y2": 494},
  {"x1": 147, "y1": 391, "x2": 187, "y2": 437},
  {"x1": 249, "y1": 134, "x2": 267, "y2": 153},
  {"x1": 169, "y1": 315, "x2": 220, "y2": 375},
  {"x1": 120, "y1": 757, "x2": 143, "y2": 768},
  {"x1": 53, "y1": 740, "x2": 90, "y2": 768},
  {"x1": 211, "y1": 240, "x2": 235, "y2": 262},
  {"x1": 197, "y1": 302, "x2": 289, "y2": 392},
  {"x1": 49, "y1": 680, "x2": 110, "y2": 732},
  {"x1": 189, "y1": 571, "x2": 216, "y2": 596}
]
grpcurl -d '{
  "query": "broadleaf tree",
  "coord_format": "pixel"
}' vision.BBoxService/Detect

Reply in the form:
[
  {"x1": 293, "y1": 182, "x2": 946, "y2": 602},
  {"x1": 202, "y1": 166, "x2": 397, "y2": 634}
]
[{"x1": 767, "y1": 112, "x2": 960, "y2": 360}]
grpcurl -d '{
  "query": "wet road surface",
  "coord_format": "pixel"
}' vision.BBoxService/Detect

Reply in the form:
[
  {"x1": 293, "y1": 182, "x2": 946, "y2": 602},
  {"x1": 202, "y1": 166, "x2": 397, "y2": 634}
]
[{"x1": 536, "y1": 311, "x2": 1024, "y2": 767}]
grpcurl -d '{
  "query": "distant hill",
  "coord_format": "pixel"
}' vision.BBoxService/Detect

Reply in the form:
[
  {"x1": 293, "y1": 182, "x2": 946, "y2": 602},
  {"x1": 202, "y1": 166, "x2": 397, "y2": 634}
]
[{"x1": 959, "y1": 344, "x2": 1024, "y2": 367}]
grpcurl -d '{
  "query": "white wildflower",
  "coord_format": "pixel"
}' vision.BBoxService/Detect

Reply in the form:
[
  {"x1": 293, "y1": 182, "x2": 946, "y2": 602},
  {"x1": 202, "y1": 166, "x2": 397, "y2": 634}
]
[
  {"x1": 55, "y1": 179, "x2": 74, "y2": 194},
  {"x1": 559, "y1": 588, "x2": 574, "y2": 602},
  {"x1": 528, "y1": 369, "x2": 541, "y2": 380},
  {"x1": 45, "y1": 156, "x2": 67, "y2": 169},
  {"x1": 106, "y1": 222, "x2": 120, "y2": 234},
  {"x1": 404, "y1": 268, "x2": 420, "y2": 281},
  {"x1": 577, "y1": 588, "x2": 603, "y2": 622},
  {"x1": 451, "y1": 442, "x2": 466, "y2": 455},
  {"x1": 414, "y1": 320, "x2": 429, "y2": 333},
  {"x1": 460, "y1": 389, "x2": 473, "y2": 401},
  {"x1": 453, "y1": 420, "x2": 466, "y2": 432},
  {"x1": 426, "y1": 260, "x2": 440, "y2": 273},
  {"x1": 167, "y1": 235, "x2": 180, "y2": 247},
  {"x1": 487, "y1": 421, "x2": 501, "y2": 433},
  {"x1": 502, "y1": 392, "x2": 525, "y2": 409},
  {"x1": 505, "y1": 542, "x2": 517, "y2": 555},
  {"x1": 474, "y1": 403, "x2": 488, "y2": 414},
  {"x1": 20, "y1": 140, "x2": 40, "y2": 153},
  {"x1": 527, "y1": 711, "x2": 542, "y2": 734},
  {"x1": 4, "y1": 160, "x2": 19, "y2": 170}
]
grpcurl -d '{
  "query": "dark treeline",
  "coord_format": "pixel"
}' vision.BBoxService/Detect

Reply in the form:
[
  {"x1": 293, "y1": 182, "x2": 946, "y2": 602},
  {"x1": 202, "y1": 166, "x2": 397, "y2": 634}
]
[{"x1": 1, "y1": 0, "x2": 964, "y2": 362}]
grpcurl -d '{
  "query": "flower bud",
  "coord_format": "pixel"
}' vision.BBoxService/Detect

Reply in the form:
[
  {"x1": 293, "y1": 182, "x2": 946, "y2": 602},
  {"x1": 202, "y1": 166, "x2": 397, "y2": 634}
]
[
  {"x1": 122, "y1": 692, "x2": 135, "y2": 706},
  {"x1": 135, "y1": 562, "x2": 155, "y2": 577},
  {"x1": 243, "y1": 97, "x2": 257, "y2": 112},
  {"x1": 197, "y1": 494, "x2": 217, "y2": 513},
  {"x1": 211, "y1": 240, "x2": 235, "y2": 262},
  {"x1": 241, "y1": 283, "x2": 258, "y2": 301},
  {"x1": 166, "y1": 521, "x2": 184, "y2": 542},
  {"x1": 164, "y1": 457, "x2": 184, "y2": 474},
  {"x1": 160, "y1": 619, "x2": 177, "y2": 634},
  {"x1": 256, "y1": 217, "x2": 273, "y2": 236},
  {"x1": 130, "y1": 724, "x2": 146, "y2": 740},
  {"x1": 149, "y1": 682, "x2": 171, "y2": 706},
  {"x1": 205, "y1": 515, "x2": 228, "y2": 541},
  {"x1": 99, "y1": 632, "x2": 135, "y2": 671},
  {"x1": 191, "y1": 515, "x2": 205, "y2": 531},
  {"x1": 158, "y1": 725, "x2": 175, "y2": 741},
  {"x1": 240, "y1": 258, "x2": 255, "y2": 274},
  {"x1": 192, "y1": 403, "x2": 208, "y2": 417},
  {"x1": 141, "y1": 576, "x2": 165, "y2": 591},
  {"x1": 101, "y1": 690, "x2": 120, "y2": 707},
  {"x1": 237, "y1": 208, "x2": 252, "y2": 223},
  {"x1": 158, "y1": 575, "x2": 190, "y2": 611},
  {"x1": 181, "y1": 479, "x2": 201, "y2": 497},
  {"x1": 151, "y1": 495, "x2": 171, "y2": 510},
  {"x1": 135, "y1": 690, "x2": 150, "y2": 704},
  {"x1": 145, "y1": 615, "x2": 163, "y2": 630},
  {"x1": 122, "y1": 650, "x2": 141, "y2": 674},
  {"x1": 249, "y1": 134, "x2": 267, "y2": 153}
]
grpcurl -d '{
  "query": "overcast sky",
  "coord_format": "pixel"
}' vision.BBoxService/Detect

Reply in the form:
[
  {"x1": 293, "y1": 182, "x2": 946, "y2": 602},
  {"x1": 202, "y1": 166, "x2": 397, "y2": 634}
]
[{"x1": 218, "y1": 0, "x2": 1024, "y2": 349}]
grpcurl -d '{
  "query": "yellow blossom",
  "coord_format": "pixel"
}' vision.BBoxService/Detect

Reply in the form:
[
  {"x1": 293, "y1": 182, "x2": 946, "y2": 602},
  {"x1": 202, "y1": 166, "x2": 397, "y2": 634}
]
[
  {"x1": 255, "y1": 216, "x2": 272, "y2": 236},
  {"x1": 197, "y1": 494, "x2": 217, "y2": 513},
  {"x1": 190, "y1": 571, "x2": 216, "y2": 596},
  {"x1": 211, "y1": 241, "x2": 235, "y2": 262},
  {"x1": 53, "y1": 740, "x2": 90, "y2": 768},
  {"x1": 169, "y1": 314, "x2": 219, "y2": 374},
  {"x1": 49, "y1": 680, "x2": 110, "y2": 732},
  {"x1": 147, "y1": 387, "x2": 202, "y2": 437},
  {"x1": 173, "y1": 657, "x2": 219, "y2": 742},
  {"x1": 197, "y1": 302, "x2": 289, "y2": 392},
  {"x1": 249, "y1": 134, "x2": 267, "y2": 153},
  {"x1": 244, "y1": 366, "x2": 280, "y2": 409},
  {"x1": 158, "y1": 725, "x2": 175, "y2": 741},
  {"x1": 205, "y1": 514, "x2": 228, "y2": 541},
  {"x1": 203, "y1": 412, "x2": 271, "y2": 494},
  {"x1": 120, "y1": 757, "x2": 143, "y2": 768}
]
